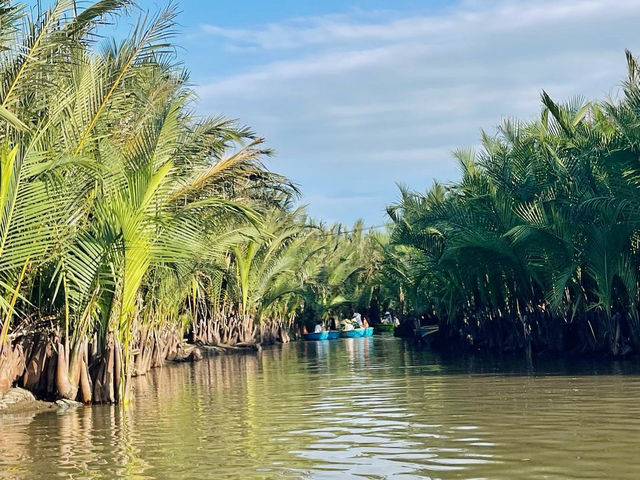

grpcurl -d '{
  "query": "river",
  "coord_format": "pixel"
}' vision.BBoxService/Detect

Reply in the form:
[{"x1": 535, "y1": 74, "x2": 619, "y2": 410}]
[{"x1": 2, "y1": 336, "x2": 640, "y2": 479}]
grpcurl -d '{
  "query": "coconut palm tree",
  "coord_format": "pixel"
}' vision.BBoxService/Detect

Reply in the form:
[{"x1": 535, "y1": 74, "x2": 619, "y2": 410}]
[
  {"x1": 386, "y1": 51, "x2": 640, "y2": 355},
  {"x1": 0, "y1": 0, "x2": 299, "y2": 400}
]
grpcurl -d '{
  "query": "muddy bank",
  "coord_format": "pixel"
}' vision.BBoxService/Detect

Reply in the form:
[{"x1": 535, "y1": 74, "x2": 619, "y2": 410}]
[
  {"x1": 172, "y1": 342, "x2": 262, "y2": 363},
  {"x1": 0, "y1": 312, "x2": 290, "y2": 406},
  {"x1": 0, "y1": 341, "x2": 262, "y2": 416},
  {"x1": 0, "y1": 388, "x2": 58, "y2": 415}
]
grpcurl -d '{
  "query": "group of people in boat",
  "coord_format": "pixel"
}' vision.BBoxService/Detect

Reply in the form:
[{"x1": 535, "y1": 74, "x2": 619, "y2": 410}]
[
  {"x1": 381, "y1": 311, "x2": 400, "y2": 326},
  {"x1": 340, "y1": 312, "x2": 369, "y2": 331},
  {"x1": 309, "y1": 312, "x2": 370, "y2": 333},
  {"x1": 303, "y1": 311, "x2": 399, "y2": 335}
]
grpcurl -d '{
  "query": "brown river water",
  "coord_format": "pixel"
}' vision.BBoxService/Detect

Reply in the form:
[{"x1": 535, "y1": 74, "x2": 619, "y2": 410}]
[{"x1": 2, "y1": 336, "x2": 640, "y2": 479}]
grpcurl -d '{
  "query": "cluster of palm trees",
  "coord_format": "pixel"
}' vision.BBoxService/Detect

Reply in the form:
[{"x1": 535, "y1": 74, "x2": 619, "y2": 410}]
[
  {"x1": 0, "y1": 1, "x2": 383, "y2": 403},
  {"x1": 386, "y1": 51, "x2": 640, "y2": 356},
  {"x1": 296, "y1": 221, "x2": 384, "y2": 326}
]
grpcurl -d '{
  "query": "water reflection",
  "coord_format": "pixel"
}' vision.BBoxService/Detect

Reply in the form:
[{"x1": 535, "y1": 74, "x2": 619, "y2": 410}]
[{"x1": 2, "y1": 337, "x2": 640, "y2": 479}]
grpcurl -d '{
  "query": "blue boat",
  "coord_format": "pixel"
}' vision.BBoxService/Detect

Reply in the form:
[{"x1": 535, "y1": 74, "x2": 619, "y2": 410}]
[
  {"x1": 303, "y1": 331, "x2": 329, "y2": 341},
  {"x1": 339, "y1": 328, "x2": 365, "y2": 338},
  {"x1": 363, "y1": 327, "x2": 374, "y2": 337},
  {"x1": 327, "y1": 330, "x2": 340, "y2": 339}
]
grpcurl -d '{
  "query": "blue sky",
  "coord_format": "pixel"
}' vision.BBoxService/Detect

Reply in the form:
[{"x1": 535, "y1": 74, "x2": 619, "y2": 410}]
[{"x1": 120, "y1": 1, "x2": 640, "y2": 224}]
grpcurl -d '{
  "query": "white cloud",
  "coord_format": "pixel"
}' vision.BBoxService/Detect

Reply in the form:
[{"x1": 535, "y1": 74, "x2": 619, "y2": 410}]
[
  {"x1": 193, "y1": 0, "x2": 640, "y2": 224},
  {"x1": 200, "y1": 1, "x2": 640, "y2": 51}
]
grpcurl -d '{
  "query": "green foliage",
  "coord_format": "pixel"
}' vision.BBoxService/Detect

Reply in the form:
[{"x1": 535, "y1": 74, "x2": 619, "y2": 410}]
[
  {"x1": 0, "y1": 0, "x2": 386, "y2": 397},
  {"x1": 386, "y1": 51, "x2": 640, "y2": 352}
]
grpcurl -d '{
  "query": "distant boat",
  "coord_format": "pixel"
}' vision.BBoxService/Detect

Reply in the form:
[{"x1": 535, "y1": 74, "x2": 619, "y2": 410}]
[
  {"x1": 339, "y1": 327, "x2": 374, "y2": 338},
  {"x1": 304, "y1": 328, "x2": 373, "y2": 340},
  {"x1": 303, "y1": 331, "x2": 329, "y2": 341},
  {"x1": 374, "y1": 324, "x2": 395, "y2": 334},
  {"x1": 339, "y1": 328, "x2": 364, "y2": 338}
]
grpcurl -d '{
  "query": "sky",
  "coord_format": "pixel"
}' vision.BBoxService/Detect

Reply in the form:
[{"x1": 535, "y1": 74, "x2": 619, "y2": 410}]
[{"x1": 126, "y1": 0, "x2": 639, "y2": 225}]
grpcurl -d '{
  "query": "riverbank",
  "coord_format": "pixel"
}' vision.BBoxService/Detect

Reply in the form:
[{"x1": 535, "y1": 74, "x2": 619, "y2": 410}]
[
  {"x1": 0, "y1": 340, "x2": 263, "y2": 415},
  {"x1": 172, "y1": 342, "x2": 262, "y2": 363},
  {"x1": 0, "y1": 388, "x2": 57, "y2": 415}
]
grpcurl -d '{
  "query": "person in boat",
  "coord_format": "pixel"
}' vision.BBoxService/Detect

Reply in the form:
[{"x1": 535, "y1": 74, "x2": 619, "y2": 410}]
[
  {"x1": 314, "y1": 323, "x2": 324, "y2": 333},
  {"x1": 362, "y1": 316, "x2": 369, "y2": 328},
  {"x1": 393, "y1": 315, "x2": 400, "y2": 326},
  {"x1": 330, "y1": 317, "x2": 338, "y2": 330},
  {"x1": 352, "y1": 312, "x2": 363, "y2": 328},
  {"x1": 341, "y1": 318, "x2": 354, "y2": 331},
  {"x1": 382, "y1": 312, "x2": 393, "y2": 324}
]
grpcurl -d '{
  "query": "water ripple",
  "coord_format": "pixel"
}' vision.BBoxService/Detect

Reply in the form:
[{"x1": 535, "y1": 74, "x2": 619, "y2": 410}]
[{"x1": 3, "y1": 338, "x2": 640, "y2": 479}]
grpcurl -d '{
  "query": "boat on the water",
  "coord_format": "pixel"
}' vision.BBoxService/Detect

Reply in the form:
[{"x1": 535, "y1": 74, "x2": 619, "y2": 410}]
[
  {"x1": 303, "y1": 331, "x2": 329, "y2": 341},
  {"x1": 374, "y1": 324, "x2": 395, "y2": 334},
  {"x1": 339, "y1": 327, "x2": 374, "y2": 338},
  {"x1": 304, "y1": 326, "x2": 373, "y2": 340},
  {"x1": 339, "y1": 328, "x2": 364, "y2": 338}
]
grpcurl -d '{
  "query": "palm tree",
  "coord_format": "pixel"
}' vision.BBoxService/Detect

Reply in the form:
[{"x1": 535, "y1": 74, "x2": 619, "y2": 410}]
[
  {"x1": 0, "y1": 0, "x2": 297, "y2": 400},
  {"x1": 386, "y1": 51, "x2": 640, "y2": 356},
  {"x1": 0, "y1": 0, "x2": 385, "y2": 402}
]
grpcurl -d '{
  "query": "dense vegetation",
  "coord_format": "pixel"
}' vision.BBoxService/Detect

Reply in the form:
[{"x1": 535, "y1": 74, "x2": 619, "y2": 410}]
[
  {"x1": 386, "y1": 51, "x2": 640, "y2": 357},
  {"x1": 0, "y1": 0, "x2": 384, "y2": 403},
  {"x1": 4, "y1": 0, "x2": 639, "y2": 408}
]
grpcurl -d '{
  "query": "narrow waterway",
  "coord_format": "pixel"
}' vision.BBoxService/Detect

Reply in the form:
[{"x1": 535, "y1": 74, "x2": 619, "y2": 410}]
[{"x1": 2, "y1": 336, "x2": 640, "y2": 479}]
